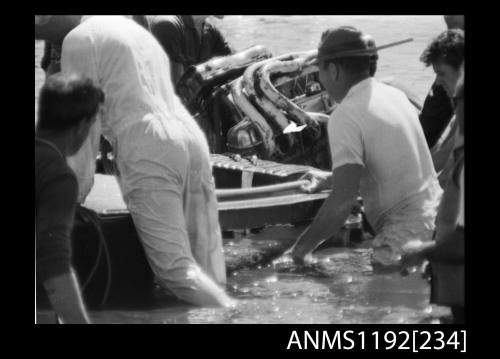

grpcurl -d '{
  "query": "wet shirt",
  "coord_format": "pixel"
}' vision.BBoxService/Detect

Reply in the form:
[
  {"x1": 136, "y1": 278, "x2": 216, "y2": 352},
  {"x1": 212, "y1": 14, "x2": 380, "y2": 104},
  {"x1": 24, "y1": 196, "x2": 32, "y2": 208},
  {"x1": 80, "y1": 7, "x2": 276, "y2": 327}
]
[
  {"x1": 35, "y1": 137, "x2": 78, "y2": 283},
  {"x1": 147, "y1": 15, "x2": 233, "y2": 70},
  {"x1": 327, "y1": 77, "x2": 441, "y2": 230}
]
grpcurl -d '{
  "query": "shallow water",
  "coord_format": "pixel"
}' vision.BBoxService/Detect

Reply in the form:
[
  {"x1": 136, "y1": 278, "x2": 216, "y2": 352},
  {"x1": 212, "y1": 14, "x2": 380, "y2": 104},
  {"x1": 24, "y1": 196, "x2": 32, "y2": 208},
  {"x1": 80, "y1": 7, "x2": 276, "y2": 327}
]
[
  {"x1": 35, "y1": 16, "x2": 451, "y2": 324},
  {"x1": 37, "y1": 225, "x2": 451, "y2": 324}
]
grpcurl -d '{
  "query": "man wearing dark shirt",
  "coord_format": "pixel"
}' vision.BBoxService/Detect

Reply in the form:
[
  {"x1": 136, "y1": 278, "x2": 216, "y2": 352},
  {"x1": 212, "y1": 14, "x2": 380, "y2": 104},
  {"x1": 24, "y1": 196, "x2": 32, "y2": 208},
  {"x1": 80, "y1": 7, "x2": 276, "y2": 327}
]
[
  {"x1": 419, "y1": 82, "x2": 454, "y2": 149},
  {"x1": 134, "y1": 15, "x2": 234, "y2": 86},
  {"x1": 36, "y1": 73, "x2": 104, "y2": 324}
]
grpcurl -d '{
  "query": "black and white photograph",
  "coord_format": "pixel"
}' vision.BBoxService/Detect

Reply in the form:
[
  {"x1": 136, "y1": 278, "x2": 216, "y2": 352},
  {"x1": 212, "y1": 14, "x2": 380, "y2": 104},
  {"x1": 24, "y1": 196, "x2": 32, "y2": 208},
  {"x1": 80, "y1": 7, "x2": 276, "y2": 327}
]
[{"x1": 35, "y1": 15, "x2": 465, "y2": 328}]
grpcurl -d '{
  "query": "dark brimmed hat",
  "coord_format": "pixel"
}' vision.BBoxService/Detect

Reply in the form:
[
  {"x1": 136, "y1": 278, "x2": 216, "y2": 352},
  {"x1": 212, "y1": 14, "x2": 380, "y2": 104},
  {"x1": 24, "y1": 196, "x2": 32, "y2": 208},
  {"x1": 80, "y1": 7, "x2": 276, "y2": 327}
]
[{"x1": 317, "y1": 26, "x2": 376, "y2": 63}]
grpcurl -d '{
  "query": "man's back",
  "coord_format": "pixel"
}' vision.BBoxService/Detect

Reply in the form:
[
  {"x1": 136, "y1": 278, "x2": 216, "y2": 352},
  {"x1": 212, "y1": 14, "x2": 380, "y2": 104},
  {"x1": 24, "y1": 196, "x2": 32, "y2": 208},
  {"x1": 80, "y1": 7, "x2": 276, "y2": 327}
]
[
  {"x1": 62, "y1": 16, "x2": 190, "y2": 136},
  {"x1": 328, "y1": 78, "x2": 441, "y2": 229},
  {"x1": 148, "y1": 15, "x2": 233, "y2": 69}
]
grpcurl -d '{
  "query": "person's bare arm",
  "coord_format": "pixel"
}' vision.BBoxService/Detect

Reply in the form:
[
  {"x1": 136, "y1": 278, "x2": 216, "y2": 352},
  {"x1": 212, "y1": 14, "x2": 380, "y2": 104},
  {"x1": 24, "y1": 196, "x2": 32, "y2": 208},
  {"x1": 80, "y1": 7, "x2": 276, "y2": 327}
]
[
  {"x1": 43, "y1": 269, "x2": 90, "y2": 324},
  {"x1": 401, "y1": 174, "x2": 464, "y2": 268},
  {"x1": 401, "y1": 227, "x2": 464, "y2": 268},
  {"x1": 37, "y1": 172, "x2": 91, "y2": 324},
  {"x1": 291, "y1": 164, "x2": 362, "y2": 264}
]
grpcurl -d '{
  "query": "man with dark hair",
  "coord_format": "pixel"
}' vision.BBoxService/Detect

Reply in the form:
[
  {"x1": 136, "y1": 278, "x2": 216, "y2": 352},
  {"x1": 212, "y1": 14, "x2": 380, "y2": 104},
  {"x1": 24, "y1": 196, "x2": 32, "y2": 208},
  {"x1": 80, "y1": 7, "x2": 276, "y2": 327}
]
[
  {"x1": 420, "y1": 29, "x2": 464, "y2": 97},
  {"x1": 420, "y1": 29, "x2": 464, "y2": 186},
  {"x1": 133, "y1": 15, "x2": 233, "y2": 87},
  {"x1": 419, "y1": 25, "x2": 464, "y2": 151},
  {"x1": 36, "y1": 73, "x2": 104, "y2": 323},
  {"x1": 289, "y1": 26, "x2": 442, "y2": 268}
]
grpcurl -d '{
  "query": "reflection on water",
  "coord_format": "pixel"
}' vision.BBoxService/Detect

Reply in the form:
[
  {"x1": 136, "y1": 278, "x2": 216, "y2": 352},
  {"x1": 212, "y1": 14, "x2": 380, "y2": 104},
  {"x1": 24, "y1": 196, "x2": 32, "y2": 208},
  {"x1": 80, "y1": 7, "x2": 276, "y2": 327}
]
[
  {"x1": 37, "y1": 231, "x2": 451, "y2": 323},
  {"x1": 76, "y1": 262, "x2": 449, "y2": 324}
]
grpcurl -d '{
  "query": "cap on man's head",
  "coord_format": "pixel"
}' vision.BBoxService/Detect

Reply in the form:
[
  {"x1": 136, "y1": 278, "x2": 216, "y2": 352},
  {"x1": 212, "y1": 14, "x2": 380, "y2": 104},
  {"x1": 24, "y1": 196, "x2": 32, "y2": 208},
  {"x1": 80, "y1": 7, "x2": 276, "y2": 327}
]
[{"x1": 317, "y1": 26, "x2": 376, "y2": 63}]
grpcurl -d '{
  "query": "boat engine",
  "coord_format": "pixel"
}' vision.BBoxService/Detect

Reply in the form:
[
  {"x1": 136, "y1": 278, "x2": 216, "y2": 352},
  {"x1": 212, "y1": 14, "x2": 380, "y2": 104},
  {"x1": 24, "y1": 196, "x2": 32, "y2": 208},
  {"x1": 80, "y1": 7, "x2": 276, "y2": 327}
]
[{"x1": 176, "y1": 47, "x2": 335, "y2": 170}]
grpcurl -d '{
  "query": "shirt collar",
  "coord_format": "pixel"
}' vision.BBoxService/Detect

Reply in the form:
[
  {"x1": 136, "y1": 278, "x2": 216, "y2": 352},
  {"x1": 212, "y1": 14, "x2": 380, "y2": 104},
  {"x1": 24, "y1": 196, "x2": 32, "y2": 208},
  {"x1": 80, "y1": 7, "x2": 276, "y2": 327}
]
[{"x1": 343, "y1": 77, "x2": 374, "y2": 101}]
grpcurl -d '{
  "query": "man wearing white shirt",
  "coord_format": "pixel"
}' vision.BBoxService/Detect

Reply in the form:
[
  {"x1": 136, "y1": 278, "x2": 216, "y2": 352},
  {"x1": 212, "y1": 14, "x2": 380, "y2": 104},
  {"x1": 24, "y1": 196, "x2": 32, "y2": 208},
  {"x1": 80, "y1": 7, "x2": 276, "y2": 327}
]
[
  {"x1": 36, "y1": 15, "x2": 233, "y2": 308},
  {"x1": 290, "y1": 26, "x2": 442, "y2": 267}
]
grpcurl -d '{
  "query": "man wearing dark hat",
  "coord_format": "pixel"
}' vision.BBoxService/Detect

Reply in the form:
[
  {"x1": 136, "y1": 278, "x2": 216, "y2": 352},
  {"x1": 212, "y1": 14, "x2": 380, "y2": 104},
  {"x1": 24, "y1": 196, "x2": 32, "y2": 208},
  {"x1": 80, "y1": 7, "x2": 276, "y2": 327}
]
[{"x1": 289, "y1": 26, "x2": 442, "y2": 268}]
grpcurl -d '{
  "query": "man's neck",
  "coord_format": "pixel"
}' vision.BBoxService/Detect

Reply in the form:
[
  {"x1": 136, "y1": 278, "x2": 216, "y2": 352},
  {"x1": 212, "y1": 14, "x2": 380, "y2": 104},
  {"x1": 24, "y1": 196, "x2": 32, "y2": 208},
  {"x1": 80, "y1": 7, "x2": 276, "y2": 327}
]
[
  {"x1": 338, "y1": 74, "x2": 370, "y2": 102},
  {"x1": 37, "y1": 131, "x2": 70, "y2": 157}
]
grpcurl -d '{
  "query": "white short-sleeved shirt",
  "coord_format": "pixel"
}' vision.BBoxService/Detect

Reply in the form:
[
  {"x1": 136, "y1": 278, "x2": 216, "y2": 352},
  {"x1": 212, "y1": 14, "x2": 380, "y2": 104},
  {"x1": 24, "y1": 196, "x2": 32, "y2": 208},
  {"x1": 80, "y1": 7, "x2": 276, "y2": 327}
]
[{"x1": 328, "y1": 78, "x2": 442, "y2": 229}]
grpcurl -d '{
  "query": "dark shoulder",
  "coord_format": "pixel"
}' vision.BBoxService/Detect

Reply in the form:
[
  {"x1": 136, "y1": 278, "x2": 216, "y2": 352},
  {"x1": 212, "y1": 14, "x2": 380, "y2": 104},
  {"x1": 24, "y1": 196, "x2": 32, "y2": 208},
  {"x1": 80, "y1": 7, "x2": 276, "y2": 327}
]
[
  {"x1": 203, "y1": 21, "x2": 233, "y2": 55},
  {"x1": 35, "y1": 140, "x2": 76, "y2": 191},
  {"x1": 149, "y1": 15, "x2": 184, "y2": 33},
  {"x1": 204, "y1": 21, "x2": 226, "y2": 39}
]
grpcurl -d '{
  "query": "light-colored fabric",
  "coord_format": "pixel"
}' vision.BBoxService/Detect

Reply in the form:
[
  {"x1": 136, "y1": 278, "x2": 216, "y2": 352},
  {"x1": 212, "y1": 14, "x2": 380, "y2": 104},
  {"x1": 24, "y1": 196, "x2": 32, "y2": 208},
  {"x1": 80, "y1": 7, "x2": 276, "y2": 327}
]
[
  {"x1": 456, "y1": 164, "x2": 464, "y2": 226},
  {"x1": 431, "y1": 116, "x2": 459, "y2": 188},
  {"x1": 371, "y1": 189, "x2": 440, "y2": 266},
  {"x1": 327, "y1": 78, "x2": 442, "y2": 259},
  {"x1": 61, "y1": 15, "x2": 226, "y2": 303}
]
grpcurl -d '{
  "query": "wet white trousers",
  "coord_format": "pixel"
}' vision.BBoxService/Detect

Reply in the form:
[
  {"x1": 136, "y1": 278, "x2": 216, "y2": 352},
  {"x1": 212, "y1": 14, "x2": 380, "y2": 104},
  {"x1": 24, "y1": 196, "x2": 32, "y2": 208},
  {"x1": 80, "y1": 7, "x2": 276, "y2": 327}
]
[
  {"x1": 68, "y1": 114, "x2": 227, "y2": 305},
  {"x1": 371, "y1": 180, "x2": 443, "y2": 266}
]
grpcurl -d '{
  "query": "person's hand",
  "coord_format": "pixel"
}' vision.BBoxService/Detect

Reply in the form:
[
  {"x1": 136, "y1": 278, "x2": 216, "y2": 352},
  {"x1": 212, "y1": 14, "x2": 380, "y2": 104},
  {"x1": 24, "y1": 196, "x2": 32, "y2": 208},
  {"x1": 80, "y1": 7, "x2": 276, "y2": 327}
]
[
  {"x1": 273, "y1": 247, "x2": 311, "y2": 268},
  {"x1": 290, "y1": 245, "x2": 317, "y2": 267},
  {"x1": 300, "y1": 169, "x2": 332, "y2": 194},
  {"x1": 399, "y1": 240, "x2": 429, "y2": 272},
  {"x1": 221, "y1": 295, "x2": 238, "y2": 309},
  {"x1": 305, "y1": 111, "x2": 331, "y2": 124}
]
